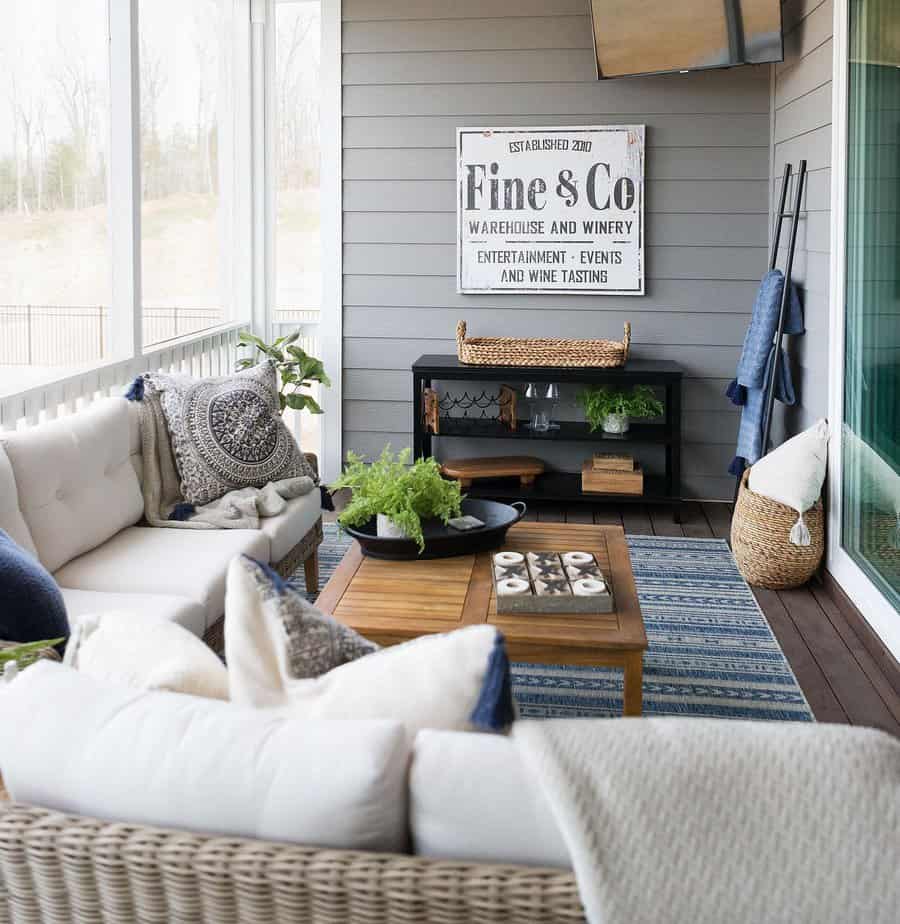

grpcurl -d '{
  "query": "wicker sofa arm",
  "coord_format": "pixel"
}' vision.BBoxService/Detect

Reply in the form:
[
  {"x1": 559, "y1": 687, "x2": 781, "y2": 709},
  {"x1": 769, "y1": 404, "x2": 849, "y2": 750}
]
[
  {"x1": 0, "y1": 803, "x2": 584, "y2": 924},
  {"x1": 304, "y1": 451, "x2": 319, "y2": 479}
]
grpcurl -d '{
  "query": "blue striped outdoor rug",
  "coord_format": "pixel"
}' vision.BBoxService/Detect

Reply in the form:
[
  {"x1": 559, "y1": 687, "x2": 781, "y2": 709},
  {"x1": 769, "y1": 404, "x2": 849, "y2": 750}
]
[{"x1": 293, "y1": 525, "x2": 813, "y2": 723}]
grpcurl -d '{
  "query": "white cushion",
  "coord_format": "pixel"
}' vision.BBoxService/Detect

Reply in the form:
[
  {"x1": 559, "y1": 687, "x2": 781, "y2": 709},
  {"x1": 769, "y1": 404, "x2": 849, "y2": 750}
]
[
  {"x1": 0, "y1": 444, "x2": 37, "y2": 556},
  {"x1": 64, "y1": 611, "x2": 229, "y2": 699},
  {"x1": 260, "y1": 490, "x2": 321, "y2": 564},
  {"x1": 410, "y1": 730, "x2": 571, "y2": 868},
  {"x1": 0, "y1": 661, "x2": 409, "y2": 852},
  {"x1": 0, "y1": 399, "x2": 144, "y2": 572},
  {"x1": 226, "y1": 557, "x2": 515, "y2": 738},
  {"x1": 55, "y1": 526, "x2": 269, "y2": 631},
  {"x1": 61, "y1": 588, "x2": 206, "y2": 637}
]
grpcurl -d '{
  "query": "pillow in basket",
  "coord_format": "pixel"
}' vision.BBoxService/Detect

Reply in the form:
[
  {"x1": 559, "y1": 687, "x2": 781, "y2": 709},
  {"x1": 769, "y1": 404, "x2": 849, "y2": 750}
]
[
  {"x1": 225, "y1": 555, "x2": 516, "y2": 738},
  {"x1": 143, "y1": 361, "x2": 316, "y2": 506},
  {"x1": 748, "y1": 419, "x2": 828, "y2": 546}
]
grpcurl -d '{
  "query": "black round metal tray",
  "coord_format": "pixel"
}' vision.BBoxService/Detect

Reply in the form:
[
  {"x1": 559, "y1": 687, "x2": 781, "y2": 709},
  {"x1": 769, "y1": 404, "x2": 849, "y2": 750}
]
[{"x1": 344, "y1": 499, "x2": 526, "y2": 560}]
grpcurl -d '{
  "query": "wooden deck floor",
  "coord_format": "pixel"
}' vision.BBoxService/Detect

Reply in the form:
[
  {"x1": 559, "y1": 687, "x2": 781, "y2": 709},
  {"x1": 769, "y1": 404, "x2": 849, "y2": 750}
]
[{"x1": 521, "y1": 500, "x2": 900, "y2": 737}]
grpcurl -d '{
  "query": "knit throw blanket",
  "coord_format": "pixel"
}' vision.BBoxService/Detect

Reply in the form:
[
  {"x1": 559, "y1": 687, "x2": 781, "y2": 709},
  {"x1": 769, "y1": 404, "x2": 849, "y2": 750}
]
[
  {"x1": 133, "y1": 382, "x2": 315, "y2": 530},
  {"x1": 513, "y1": 718, "x2": 900, "y2": 924},
  {"x1": 727, "y1": 269, "x2": 804, "y2": 474}
]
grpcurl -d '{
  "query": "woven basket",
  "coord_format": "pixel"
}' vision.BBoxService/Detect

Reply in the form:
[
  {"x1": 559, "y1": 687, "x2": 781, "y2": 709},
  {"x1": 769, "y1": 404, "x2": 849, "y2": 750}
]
[
  {"x1": 456, "y1": 320, "x2": 630, "y2": 367},
  {"x1": 731, "y1": 470, "x2": 824, "y2": 589}
]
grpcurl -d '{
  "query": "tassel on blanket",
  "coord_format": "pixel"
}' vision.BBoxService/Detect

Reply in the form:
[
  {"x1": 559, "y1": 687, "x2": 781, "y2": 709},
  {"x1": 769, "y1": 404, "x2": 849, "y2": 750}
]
[
  {"x1": 725, "y1": 379, "x2": 747, "y2": 407},
  {"x1": 125, "y1": 376, "x2": 145, "y2": 402},
  {"x1": 729, "y1": 455, "x2": 747, "y2": 478},
  {"x1": 168, "y1": 503, "x2": 196, "y2": 522},
  {"x1": 789, "y1": 512, "x2": 811, "y2": 547}
]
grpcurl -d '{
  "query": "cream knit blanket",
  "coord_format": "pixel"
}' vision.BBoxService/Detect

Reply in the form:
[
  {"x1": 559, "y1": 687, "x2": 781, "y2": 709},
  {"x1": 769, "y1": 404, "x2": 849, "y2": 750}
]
[
  {"x1": 135, "y1": 386, "x2": 314, "y2": 530},
  {"x1": 513, "y1": 718, "x2": 900, "y2": 924}
]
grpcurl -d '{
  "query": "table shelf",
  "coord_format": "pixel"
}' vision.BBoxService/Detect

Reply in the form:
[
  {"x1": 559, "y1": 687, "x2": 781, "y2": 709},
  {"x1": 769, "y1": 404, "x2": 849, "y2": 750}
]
[
  {"x1": 433, "y1": 417, "x2": 673, "y2": 444},
  {"x1": 411, "y1": 354, "x2": 683, "y2": 516},
  {"x1": 462, "y1": 472, "x2": 675, "y2": 507}
]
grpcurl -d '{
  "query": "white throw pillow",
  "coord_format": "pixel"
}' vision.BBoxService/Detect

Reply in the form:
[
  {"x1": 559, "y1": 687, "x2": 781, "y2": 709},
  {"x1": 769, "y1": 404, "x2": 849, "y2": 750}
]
[
  {"x1": 225, "y1": 556, "x2": 516, "y2": 737},
  {"x1": 64, "y1": 610, "x2": 230, "y2": 700},
  {"x1": 0, "y1": 661, "x2": 409, "y2": 852},
  {"x1": 748, "y1": 419, "x2": 829, "y2": 546}
]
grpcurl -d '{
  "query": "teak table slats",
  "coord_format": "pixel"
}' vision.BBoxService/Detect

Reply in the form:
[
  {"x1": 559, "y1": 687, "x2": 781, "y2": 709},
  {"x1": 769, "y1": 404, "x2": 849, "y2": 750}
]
[{"x1": 316, "y1": 522, "x2": 647, "y2": 715}]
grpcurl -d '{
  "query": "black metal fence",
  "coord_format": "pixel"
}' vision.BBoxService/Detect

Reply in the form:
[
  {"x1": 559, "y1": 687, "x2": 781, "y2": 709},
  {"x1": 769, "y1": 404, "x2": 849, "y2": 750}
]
[{"x1": 0, "y1": 306, "x2": 223, "y2": 365}]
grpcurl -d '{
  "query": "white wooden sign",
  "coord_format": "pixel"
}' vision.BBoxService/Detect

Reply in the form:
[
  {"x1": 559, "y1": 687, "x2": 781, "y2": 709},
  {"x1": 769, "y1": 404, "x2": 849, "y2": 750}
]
[{"x1": 457, "y1": 125, "x2": 645, "y2": 295}]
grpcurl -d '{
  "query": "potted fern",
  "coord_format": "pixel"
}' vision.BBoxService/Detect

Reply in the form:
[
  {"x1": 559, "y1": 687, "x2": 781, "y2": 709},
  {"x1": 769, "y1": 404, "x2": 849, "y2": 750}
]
[
  {"x1": 330, "y1": 447, "x2": 463, "y2": 553},
  {"x1": 577, "y1": 385, "x2": 664, "y2": 435}
]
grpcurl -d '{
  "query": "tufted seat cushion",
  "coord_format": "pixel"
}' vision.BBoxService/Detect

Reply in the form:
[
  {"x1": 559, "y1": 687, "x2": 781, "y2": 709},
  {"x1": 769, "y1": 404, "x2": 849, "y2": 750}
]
[
  {"x1": 260, "y1": 489, "x2": 322, "y2": 563},
  {"x1": 61, "y1": 588, "x2": 207, "y2": 638},
  {"x1": 0, "y1": 399, "x2": 144, "y2": 573},
  {"x1": 55, "y1": 526, "x2": 269, "y2": 632}
]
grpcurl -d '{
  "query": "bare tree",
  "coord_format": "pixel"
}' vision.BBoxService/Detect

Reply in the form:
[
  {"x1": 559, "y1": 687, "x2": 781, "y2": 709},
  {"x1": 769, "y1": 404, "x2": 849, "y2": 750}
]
[
  {"x1": 8, "y1": 72, "x2": 24, "y2": 213},
  {"x1": 139, "y1": 37, "x2": 166, "y2": 200},
  {"x1": 276, "y1": 10, "x2": 316, "y2": 186},
  {"x1": 53, "y1": 47, "x2": 99, "y2": 208}
]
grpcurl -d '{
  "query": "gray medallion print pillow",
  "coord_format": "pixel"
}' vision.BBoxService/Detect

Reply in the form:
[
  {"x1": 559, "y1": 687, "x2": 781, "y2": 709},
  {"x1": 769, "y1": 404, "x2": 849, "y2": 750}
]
[
  {"x1": 241, "y1": 555, "x2": 379, "y2": 679},
  {"x1": 146, "y1": 361, "x2": 316, "y2": 505}
]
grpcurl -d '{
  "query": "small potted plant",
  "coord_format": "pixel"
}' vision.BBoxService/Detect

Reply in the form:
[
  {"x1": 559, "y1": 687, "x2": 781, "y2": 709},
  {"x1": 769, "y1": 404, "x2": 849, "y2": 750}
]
[
  {"x1": 329, "y1": 447, "x2": 463, "y2": 553},
  {"x1": 236, "y1": 330, "x2": 330, "y2": 415},
  {"x1": 577, "y1": 385, "x2": 664, "y2": 435}
]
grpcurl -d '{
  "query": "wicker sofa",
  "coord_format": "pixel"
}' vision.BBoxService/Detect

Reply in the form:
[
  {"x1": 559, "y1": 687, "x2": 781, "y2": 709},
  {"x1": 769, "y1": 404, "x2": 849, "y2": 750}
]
[
  {"x1": 0, "y1": 397, "x2": 323, "y2": 651},
  {"x1": 0, "y1": 803, "x2": 585, "y2": 924}
]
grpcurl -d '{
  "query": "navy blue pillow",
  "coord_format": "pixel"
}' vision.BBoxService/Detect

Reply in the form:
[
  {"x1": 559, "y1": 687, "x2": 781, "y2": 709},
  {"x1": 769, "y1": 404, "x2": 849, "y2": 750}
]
[{"x1": 0, "y1": 530, "x2": 69, "y2": 647}]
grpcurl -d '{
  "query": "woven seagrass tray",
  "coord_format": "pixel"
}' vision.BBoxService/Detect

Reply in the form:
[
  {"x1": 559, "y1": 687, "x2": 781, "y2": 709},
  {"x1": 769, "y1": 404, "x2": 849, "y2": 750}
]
[{"x1": 456, "y1": 320, "x2": 630, "y2": 367}]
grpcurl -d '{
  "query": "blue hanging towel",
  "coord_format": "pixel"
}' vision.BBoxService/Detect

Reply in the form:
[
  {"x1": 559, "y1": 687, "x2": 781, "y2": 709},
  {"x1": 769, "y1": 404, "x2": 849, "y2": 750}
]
[{"x1": 727, "y1": 270, "x2": 804, "y2": 473}]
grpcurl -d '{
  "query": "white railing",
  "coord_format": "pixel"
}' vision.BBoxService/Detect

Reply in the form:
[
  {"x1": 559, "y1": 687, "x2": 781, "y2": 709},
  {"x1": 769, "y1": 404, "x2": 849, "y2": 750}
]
[
  {"x1": 0, "y1": 322, "x2": 248, "y2": 432},
  {"x1": 272, "y1": 308, "x2": 320, "y2": 357}
]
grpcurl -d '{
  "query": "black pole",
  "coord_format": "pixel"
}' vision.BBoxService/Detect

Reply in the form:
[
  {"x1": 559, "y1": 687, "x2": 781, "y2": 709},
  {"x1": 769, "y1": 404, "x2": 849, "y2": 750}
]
[
  {"x1": 770, "y1": 163, "x2": 791, "y2": 270},
  {"x1": 760, "y1": 159, "x2": 807, "y2": 457},
  {"x1": 732, "y1": 163, "x2": 794, "y2": 510}
]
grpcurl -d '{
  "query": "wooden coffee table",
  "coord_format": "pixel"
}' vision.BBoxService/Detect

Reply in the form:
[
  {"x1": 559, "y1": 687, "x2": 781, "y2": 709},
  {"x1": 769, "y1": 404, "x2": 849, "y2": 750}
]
[{"x1": 316, "y1": 522, "x2": 648, "y2": 715}]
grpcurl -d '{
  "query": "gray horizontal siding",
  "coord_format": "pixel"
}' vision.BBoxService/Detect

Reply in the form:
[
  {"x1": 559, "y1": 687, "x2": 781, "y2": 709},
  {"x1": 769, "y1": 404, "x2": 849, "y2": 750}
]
[
  {"x1": 344, "y1": 307, "x2": 750, "y2": 344},
  {"x1": 345, "y1": 338, "x2": 742, "y2": 379},
  {"x1": 771, "y1": 0, "x2": 834, "y2": 426},
  {"x1": 343, "y1": 243, "x2": 769, "y2": 280},
  {"x1": 345, "y1": 276, "x2": 768, "y2": 313},
  {"x1": 344, "y1": 211, "x2": 769, "y2": 246},
  {"x1": 341, "y1": 1, "x2": 774, "y2": 499},
  {"x1": 344, "y1": 179, "x2": 770, "y2": 214},
  {"x1": 343, "y1": 147, "x2": 769, "y2": 181},
  {"x1": 344, "y1": 113, "x2": 772, "y2": 149}
]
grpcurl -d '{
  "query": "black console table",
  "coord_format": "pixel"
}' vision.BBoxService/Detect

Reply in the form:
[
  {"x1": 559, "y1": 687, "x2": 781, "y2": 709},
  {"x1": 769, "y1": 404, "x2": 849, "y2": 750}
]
[{"x1": 412, "y1": 355, "x2": 683, "y2": 517}]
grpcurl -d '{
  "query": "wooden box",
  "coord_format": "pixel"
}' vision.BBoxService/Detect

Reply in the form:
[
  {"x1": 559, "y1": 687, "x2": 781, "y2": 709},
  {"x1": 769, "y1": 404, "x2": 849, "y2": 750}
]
[
  {"x1": 492, "y1": 551, "x2": 614, "y2": 615},
  {"x1": 582, "y1": 461, "x2": 644, "y2": 495},
  {"x1": 591, "y1": 452, "x2": 635, "y2": 472}
]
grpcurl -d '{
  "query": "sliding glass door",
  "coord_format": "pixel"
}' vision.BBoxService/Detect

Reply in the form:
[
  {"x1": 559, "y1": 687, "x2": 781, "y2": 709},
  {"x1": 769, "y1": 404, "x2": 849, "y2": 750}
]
[{"x1": 842, "y1": 0, "x2": 900, "y2": 611}]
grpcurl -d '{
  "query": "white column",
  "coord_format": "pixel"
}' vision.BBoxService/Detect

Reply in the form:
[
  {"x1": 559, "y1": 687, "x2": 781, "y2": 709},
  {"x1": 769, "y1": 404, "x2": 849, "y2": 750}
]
[
  {"x1": 108, "y1": 0, "x2": 142, "y2": 359},
  {"x1": 250, "y1": 0, "x2": 270, "y2": 342},
  {"x1": 319, "y1": 0, "x2": 343, "y2": 481}
]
